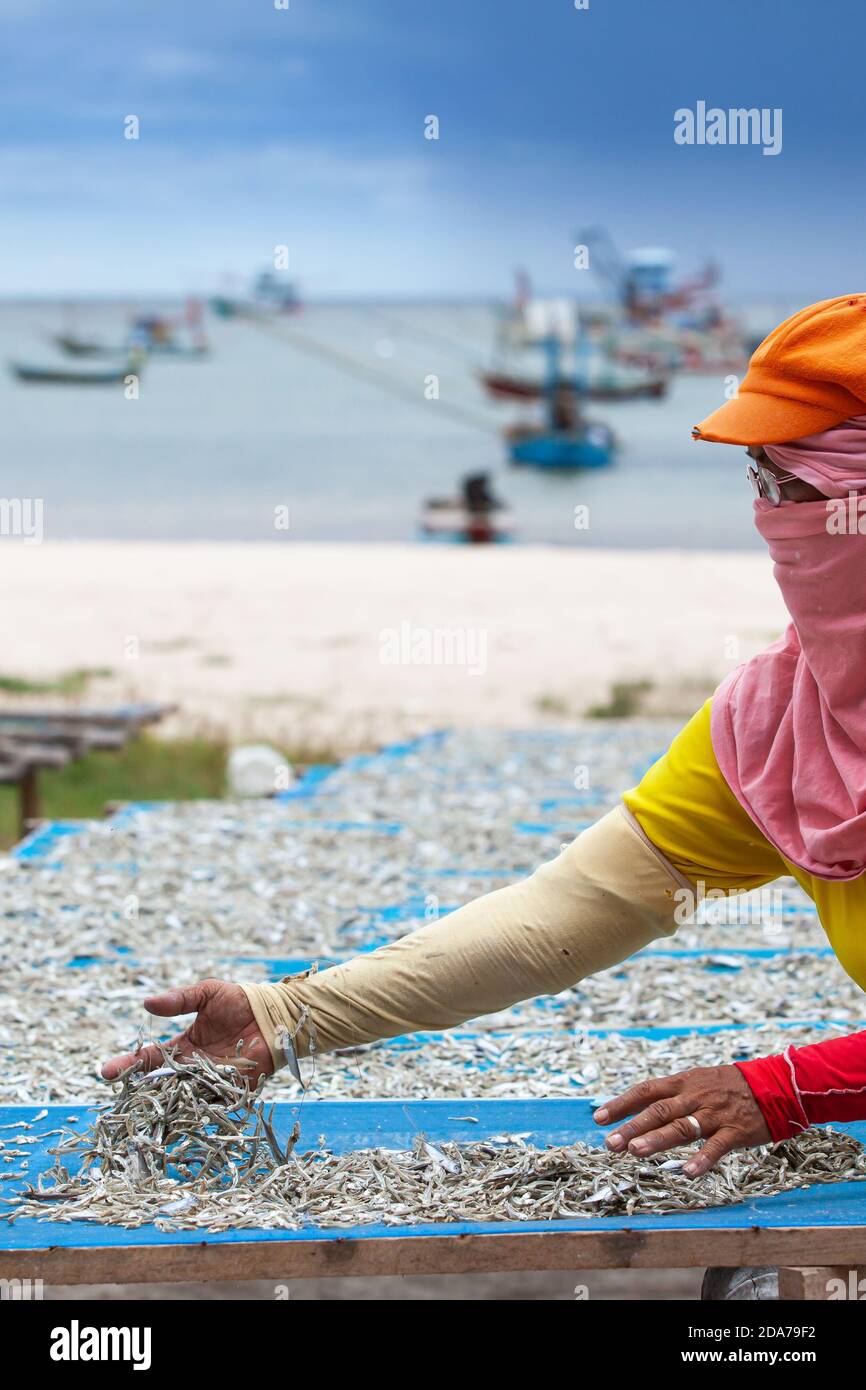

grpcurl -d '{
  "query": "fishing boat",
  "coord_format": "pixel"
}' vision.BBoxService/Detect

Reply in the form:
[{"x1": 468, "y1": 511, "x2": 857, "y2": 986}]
[
  {"x1": 480, "y1": 365, "x2": 667, "y2": 403},
  {"x1": 419, "y1": 501, "x2": 515, "y2": 544},
  {"x1": 210, "y1": 269, "x2": 301, "y2": 319},
  {"x1": 508, "y1": 425, "x2": 615, "y2": 471},
  {"x1": 53, "y1": 304, "x2": 209, "y2": 360},
  {"x1": 209, "y1": 295, "x2": 240, "y2": 319},
  {"x1": 53, "y1": 333, "x2": 122, "y2": 358},
  {"x1": 130, "y1": 312, "x2": 209, "y2": 357},
  {"x1": 54, "y1": 332, "x2": 207, "y2": 361},
  {"x1": 419, "y1": 473, "x2": 514, "y2": 543},
  {"x1": 9, "y1": 358, "x2": 141, "y2": 385},
  {"x1": 503, "y1": 337, "x2": 616, "y2": 471}
]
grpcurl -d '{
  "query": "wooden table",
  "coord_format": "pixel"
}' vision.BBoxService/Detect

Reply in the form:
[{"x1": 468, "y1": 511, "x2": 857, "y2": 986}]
[
  {"x1": 0, "y1": 703, "x2": 175, "y2": 837},
  {"x1": 3, "y1": 1099, "x2": 865, "y2": 1298}
]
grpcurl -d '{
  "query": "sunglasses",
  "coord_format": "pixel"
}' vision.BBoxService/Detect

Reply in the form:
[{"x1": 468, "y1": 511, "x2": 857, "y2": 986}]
[{"x1": 745, "y1": 458, "x2": 799, "y2": 507}]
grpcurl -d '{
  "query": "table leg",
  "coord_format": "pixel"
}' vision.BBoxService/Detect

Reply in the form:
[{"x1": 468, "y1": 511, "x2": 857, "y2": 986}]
[{"x1": 19, "y1": 765, "x2": 40, "y2": 838}]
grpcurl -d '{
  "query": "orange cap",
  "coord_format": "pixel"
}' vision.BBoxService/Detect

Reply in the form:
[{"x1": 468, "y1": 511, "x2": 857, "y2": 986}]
[{"x1": 693, "y1": 294, "x2": 866, "y2": 445}]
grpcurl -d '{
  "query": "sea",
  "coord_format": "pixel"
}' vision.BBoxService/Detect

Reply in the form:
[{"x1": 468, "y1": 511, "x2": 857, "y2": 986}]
[{"x1": 0, "y1": 300, "x2": 768, "y2": 549}]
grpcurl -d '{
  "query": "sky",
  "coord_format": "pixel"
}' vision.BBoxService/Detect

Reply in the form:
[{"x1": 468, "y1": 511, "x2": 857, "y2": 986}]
[{"x1": 1, "y1": 0, "x2": 864, "y2": 300}]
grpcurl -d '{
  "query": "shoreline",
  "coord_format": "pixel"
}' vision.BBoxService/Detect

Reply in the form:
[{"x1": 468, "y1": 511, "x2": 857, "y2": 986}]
[{"x1": 0, "y1": 541, "x2": 787, "y2": 751}]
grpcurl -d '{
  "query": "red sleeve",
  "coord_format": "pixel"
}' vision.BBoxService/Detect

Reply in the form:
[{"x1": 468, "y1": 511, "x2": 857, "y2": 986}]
[{"x1": 735, "y1": 1031, "x2": 866, "y2": 1142}]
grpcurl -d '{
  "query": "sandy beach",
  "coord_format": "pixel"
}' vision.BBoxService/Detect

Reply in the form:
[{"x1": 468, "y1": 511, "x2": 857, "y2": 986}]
[{"x1": 0, "y1": 541, "x2": 787, "y2": 752}]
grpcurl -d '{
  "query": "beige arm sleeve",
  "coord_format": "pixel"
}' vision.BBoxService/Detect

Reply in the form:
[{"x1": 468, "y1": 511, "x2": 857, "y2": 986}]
[{"x1": 241, "y1": 806, "x2": 690, "y2": 1071}]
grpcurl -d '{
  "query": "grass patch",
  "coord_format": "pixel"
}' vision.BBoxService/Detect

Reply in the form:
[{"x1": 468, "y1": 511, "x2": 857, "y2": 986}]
[
  {"x1": 0, "y1": 736, "x2": 226, "y2": 847},
  {"x1": 587, "y1": 679, "x2": 654, "y2": 719},
  {"x1": 0, "y1": 734, "x2": 351, "y2": 847},
  {"x1": 0, "y1": 667, "x2": 114, "y2": 697}
]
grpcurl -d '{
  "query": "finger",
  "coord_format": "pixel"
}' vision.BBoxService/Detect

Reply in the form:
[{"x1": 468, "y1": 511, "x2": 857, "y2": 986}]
[
  {"x1": 143, "y1": 980, "x2": 218, "y2": 1018},
  {"x1": 684, "y1": 1129, "x2": 739, "y2": 1177},
  {"x1": 604, "y1": 1092, "x2": 697, "y2": 1152},
  {"x1": 593, "y1": 1074, "x2": 682, "y2": 1128},
  {"x1": 101, "y1": 1030, "x2": 188, "y2": 1080},
  {"x1": 626, "y1": 1111, "x2": 715, "y2": 1158}
]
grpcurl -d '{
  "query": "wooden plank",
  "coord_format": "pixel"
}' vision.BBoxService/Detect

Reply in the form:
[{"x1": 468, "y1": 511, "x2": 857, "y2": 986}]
[
  {"x1": 5, "y1": 1224, "x2": 866, "y2": 1287},
  {"x1": 778, "y1": 1265, "x2": 866, "y2": 1300},
  {"x1": 0, "y1": 704, "x2": 175, "y2": 731},
  {"x1": 0, "y1": 723, "x2": 126, "y2": 752},
  {"x1": 10, "y1": 742, "x2": 70, "y2": 768}
]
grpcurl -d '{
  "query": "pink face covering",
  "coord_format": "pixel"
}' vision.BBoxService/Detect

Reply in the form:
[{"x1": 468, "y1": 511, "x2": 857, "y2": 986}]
[
  {"x1": 764, "y1": 415, "x2": 866, "y2": 498},
  {"x1": 712, "y1": 423, "x2": 866, "y2": 878}
]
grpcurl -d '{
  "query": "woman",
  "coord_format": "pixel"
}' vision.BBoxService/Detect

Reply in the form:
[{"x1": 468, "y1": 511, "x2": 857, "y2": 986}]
[{"x1": 105, "y1": 294, "x2": 866, "y2": 1176}]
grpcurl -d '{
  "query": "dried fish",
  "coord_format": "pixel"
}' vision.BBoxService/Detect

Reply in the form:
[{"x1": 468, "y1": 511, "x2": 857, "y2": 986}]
[
  {"x1": 8, "y1": 1066, "x2": 865, "y2": 1232},
  {"x1": 0, "y1": 725, "x2": 856, "y2": 1245},
  {"x1": 262, "y1": 1019, "x2": 859, "y2": 1104}
]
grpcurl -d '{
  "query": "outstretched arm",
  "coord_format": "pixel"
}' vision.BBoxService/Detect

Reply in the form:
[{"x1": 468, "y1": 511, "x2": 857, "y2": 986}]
[{"x1": 104, "y1": 807, "x2": 685, "y2": 1082}]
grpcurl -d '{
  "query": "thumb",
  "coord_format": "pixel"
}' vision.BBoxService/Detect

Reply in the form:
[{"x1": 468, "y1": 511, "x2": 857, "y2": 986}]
[{"x1": 143, "y1": 980, "x2": 218, "y2": 1018}]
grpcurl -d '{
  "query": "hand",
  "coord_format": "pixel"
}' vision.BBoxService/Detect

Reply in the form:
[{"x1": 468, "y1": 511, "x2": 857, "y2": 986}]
[
  {"x1": 593, "y1": 1063, "x2": 771, "y2": 1176},
  {"x1": 101, "y1": 978, "x2": 274, "y2": 1087}
]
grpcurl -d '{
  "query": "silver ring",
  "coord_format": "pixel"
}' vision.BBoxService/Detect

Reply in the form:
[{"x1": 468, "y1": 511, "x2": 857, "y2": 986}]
[{"x1": 685, "y1": 1114, "x2": 702, "y2": 1139}]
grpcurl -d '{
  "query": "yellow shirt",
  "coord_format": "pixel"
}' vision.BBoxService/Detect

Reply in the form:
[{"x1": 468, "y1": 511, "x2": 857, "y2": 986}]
[{"x1": 623, "y1": 699, "x2": 866, "y2": 991}]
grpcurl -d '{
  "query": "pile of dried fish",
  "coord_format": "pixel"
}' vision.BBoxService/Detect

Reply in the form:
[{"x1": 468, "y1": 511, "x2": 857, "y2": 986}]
[
  {"x1": 293, "y1": 1021, "x2": 854, "y2": 1102},
  {"x1": 8, "y1": 1056, "x2": 866, "y2": 1231},
  {"x1": 0, "y1": 850, "x2": 820, "y2": 966},
  {"x1": 485, "y1": 952, "x2": 861, "y2": 1032},
  {"x1": 8, "y1": 1049, "x2": 299, "y2": 1215},
  {"x1": 270, "y1": 1128, "x2": 866, "y2": 1229}
]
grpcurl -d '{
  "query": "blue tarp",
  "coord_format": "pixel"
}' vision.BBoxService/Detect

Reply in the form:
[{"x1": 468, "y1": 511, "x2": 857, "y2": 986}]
[{"x1": 3, "y1": 1098, "x2": 866, "y2": 1250}]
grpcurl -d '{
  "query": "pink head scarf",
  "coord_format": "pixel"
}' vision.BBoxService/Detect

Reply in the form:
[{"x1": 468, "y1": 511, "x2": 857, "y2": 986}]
[
  {"x1": 712, "y1": 417, "x2": 866, "y2": 879},
  {"x1": 764, "y1": 414, "x2": 866, "y2": 497}
]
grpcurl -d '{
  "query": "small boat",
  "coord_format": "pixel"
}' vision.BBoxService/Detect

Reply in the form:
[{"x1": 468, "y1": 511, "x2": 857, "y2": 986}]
[
  {"x1": 480, "y1": 367, "x2": 667, "y2": 403},
  {"x1": 210, "y1": 270, "x2": 302, "y2": 320},
  {"x1": 54, "y1": 303, "x2": 209, "y2": 360},
  {"x1": 55, "y1": 333, "x2": 207, "y2": 361},
  {"x1": 252, "y1": 270, "x2": 301, "y2": 313},
  {"x1": 420, "y1": 501, "x2": 514, "y2": 544},
  {"x1": 9, "y1": 358, "x2": 141, "y2": 385},
  {"x1": 210, "y1": 295, "x2": 242, "y2": 319},
  {"x1": 130, "y1": 314, "x2": 209, "y2": 357},
  {"x1": 508, "y1": 424, "x2": 615, "y2": 471},
  {"x1": 53, "y1": 334, "x2": 122, "y2": 358},
  {"x1": 420, "y1": 473, "x2": 514, "y2": 543}
]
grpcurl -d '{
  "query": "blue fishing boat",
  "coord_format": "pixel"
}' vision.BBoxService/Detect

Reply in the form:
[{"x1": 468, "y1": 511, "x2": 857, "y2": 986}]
[
  {"x1": 504, "y1": 336, "x2": 616, "y2": 471},
  {"x1": 509, "y1": 427, "x2": 614, "y2": 470}
]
